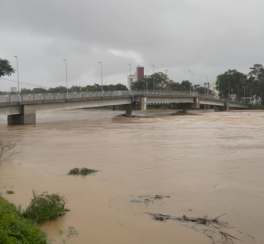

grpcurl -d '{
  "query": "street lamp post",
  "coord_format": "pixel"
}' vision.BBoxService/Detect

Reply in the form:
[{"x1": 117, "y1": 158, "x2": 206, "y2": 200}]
[
  {"x1": 206, "y1": 76, "x2": 209, "y2": 98},
  {"x1": 128, "y1": 64, "x2": 131, "y2": 90},
  {"x1": 99, "y1": 62, "x2": 104, "y2": 97},
  {"x1": 152, "y1": 65, "x2": 155, "y2": 91},
  {"x1": 243, "y1": 86, "x2": 246, "y2": 103},
  {"x1": 228, "y1": 82, "x2": 230, "y2": 101},
  {"x1": 14, "y1": 56, "x2": 20, "y2": 102},
  {"x1": 164, "y1": 70, "x2": 168, "y2": 91},
  {"x1": 188, "y1": 71, "x2": 192, "y2": 89},
  {"x1": 192, "y1": 72, "x2": 194, "y2": 94},
  {"x1": 63, "y1": 59, "x2": 68, "y2": 100},
  {"x1": 146, "y1": 70, "x2": 149, "y2": 92}
]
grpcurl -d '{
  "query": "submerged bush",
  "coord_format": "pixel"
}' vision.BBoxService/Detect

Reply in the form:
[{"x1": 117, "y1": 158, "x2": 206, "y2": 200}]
[
  {"x1": 68, "y1": 167, "x2": 98, "y2": 176},
  {"x1": 0, "y1": 196, "x2": 48, "y2": 244},
  {"x1": 6, "y1": 190, "x2": 14, "y2": 194},
  {"x1": 68, "y1": 168, "x2": 80, "y2": 175},
  {"x1": 80, "y1": 167, "x2": 98, "y2": 176},
  {"x1": 21, "y1": 190, "x2": 67, "y2": 224}
]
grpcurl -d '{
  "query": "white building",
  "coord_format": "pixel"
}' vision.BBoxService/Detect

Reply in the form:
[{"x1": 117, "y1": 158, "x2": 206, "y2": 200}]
[
  {"x1": 127, "y1": 73, "x2": 137, "y2": 90},
  {"x1": 11, "y1": 87, "x2": 17, "y2": 92},
  {"x1": 209, "y1": 83, "x2": 219, "y2": 98}
]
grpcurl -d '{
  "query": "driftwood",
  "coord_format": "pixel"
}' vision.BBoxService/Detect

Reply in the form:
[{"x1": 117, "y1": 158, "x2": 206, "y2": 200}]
[
  {"x1": 147, "y1": 213, "x2": 228, "y2": 227},
  {"x1": 146, "y1": 213, "x2": 245, "y2": 244}
]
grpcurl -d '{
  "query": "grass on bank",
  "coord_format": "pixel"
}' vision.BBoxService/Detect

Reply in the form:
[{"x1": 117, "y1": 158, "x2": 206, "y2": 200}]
[{"x1": 0, "y1": 195, "x2": 49, "y2": 244}]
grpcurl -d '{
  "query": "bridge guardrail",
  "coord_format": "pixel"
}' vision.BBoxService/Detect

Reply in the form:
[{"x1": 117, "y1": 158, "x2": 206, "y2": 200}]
[{"x1": 0, "y1": 90, "x2": 246, "y2": 104}]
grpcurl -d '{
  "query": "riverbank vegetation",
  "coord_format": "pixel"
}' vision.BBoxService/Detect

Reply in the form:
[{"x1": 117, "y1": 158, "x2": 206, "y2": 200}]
[
  {"x1": 21, "y1": 191, "x2": 68, "y2": 224},
  {"x1": 0, "y1": 195, "x2": 49, "y2": 244}
]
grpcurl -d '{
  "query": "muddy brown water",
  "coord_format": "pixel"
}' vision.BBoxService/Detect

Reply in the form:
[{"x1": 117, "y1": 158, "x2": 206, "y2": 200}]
[{"x1": 0, "y1": 109, "x2": 264, "y2": 244}]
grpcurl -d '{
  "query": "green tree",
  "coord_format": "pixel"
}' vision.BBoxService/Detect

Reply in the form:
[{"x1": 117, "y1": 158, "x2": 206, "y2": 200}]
[
  {"x1": 32, "y1": 88, "x2": 48, "y2": 93},
  {"x1": 133, "y1": 72, "x2": 170, "y2": 91},
  {"x1": 0, "y1": 58, "x2": 15, "y2": 77},
  {"x1": 132, "y1": 80, "x2": 146, "y2": 90},
  {"x1": 247, "y1": 64, "x2": 264, "y2": 100},
  {"x1": 216, "y1": 69, "x2": 247, "y2": 100},
  {"x1": 48, "y1": 86, "x2": 67, "y2": 93}
]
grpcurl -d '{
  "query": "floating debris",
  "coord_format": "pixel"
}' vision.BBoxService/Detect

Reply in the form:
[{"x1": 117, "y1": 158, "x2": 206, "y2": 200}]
[
  {"x1": 68, "y1": 167, "x2": 98, "y2": 176},
  {"x1": 146, "y1": 213, "x2": 252, "y2": 244},
  {"x1": 130, "y1": 195, "x2": 170, "y2": 204}
]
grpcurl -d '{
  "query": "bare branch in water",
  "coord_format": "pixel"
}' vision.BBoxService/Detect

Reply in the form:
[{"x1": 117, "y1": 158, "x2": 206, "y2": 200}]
[{"x1": 0, "y1": 141, "x2": 20, "y2": 162}]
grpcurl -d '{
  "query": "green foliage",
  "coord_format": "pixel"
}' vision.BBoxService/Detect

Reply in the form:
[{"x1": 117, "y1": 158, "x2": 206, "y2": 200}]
[
  {"x1": 215, "y1": 65, "x2": 264, "y2": 103},
  {"x1": 68, "y1": 168, "x2": 80, "y2": 175},
  {"x1": 68, "y1": 167, "x2": 98, "y2": 176},
  {"x1": 0, "y1": 58, "x2": 15, "y2": 78},
  {"x1": 59, "y1": 226, "x2": 78, "y2": 244},
  {"x1": 216, "y1": 69, "x2": 247, "y2": 99},
  {"x1": 21, "y1": 191, "x2": 67, "y2": 224},
  {"x1": 132, "y1": 72, "x2": 195, "y2": 92},
  {"x1": 0, "y1": 196, "x2": 48, "y2": 244},
  {"x1": 6, "y1": 191, "x2": 14, "y2": 194},
  {"x1": 80, "y1": 167, "x2": 98, "y2": 176}
]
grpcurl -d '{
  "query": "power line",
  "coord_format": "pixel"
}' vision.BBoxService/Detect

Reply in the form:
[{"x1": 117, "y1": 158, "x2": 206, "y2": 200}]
[{"x1": 0, "y1": 77, "x2": 50, "y2": 90}]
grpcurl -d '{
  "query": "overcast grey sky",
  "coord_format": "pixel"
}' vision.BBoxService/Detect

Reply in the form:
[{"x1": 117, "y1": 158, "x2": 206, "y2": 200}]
[{"x1": 1, "y1": 0, "x2": 264, "y2": 90}]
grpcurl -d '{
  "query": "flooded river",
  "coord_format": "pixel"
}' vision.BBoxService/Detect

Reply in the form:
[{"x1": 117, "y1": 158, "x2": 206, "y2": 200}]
[{"x1": 0, "y1": 109, "x2": 263, "y2": 244}]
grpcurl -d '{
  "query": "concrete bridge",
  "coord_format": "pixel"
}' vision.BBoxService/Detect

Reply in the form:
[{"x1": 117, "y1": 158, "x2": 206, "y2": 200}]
[{"x1": 0, "y1": 91, "x2": 249, "y2": 125}]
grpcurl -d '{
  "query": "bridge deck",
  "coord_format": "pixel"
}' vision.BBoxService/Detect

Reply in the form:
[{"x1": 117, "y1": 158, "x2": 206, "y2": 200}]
[{"x1": 0, "y1": 91, "x2": 249, "y2": 114}]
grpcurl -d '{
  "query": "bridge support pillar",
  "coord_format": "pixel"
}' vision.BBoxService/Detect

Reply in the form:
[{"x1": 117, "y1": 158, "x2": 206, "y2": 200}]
[
  {"x1": 225, "y1": 102, "x2": 229, "y2": 111},
  {"x1": 140, "y1": 97, "x2": 147, "y2": 110},
  {"x1": 219, "y1": 102, "x2": 229, "y2": 111},
  {"x1": 191, "y1": 97, "x2": 200, "y2": 109},
  {"x1": 214, "y1": 106, "x2": 220, "y2": 111},
  {"x1": 8, "y1": 105, "x2": 36, "y2": 125},
  {"x1": 125, "y1": 104, "x2": 132, "y2": 117}
]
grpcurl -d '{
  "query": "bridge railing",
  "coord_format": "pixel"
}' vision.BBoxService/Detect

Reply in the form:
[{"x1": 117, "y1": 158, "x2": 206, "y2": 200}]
[{"x1": 0, "y1": 90, "x2": 246, "y2": 104}]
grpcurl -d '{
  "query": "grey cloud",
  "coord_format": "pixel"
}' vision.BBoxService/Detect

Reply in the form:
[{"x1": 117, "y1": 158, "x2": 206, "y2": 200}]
[{"x1": 1, "y1": 0, "x2": 264, "y2": 88}]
